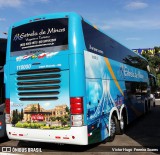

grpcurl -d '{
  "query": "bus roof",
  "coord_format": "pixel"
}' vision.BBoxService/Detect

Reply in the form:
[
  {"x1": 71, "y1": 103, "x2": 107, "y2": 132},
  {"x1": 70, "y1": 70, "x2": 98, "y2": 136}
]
[
  {"x1": 83, "y1": 18, "x2": 148, "y2": 63},
  {"x1": 10, "y1": 12, "x2": 80, "y2": 28}
]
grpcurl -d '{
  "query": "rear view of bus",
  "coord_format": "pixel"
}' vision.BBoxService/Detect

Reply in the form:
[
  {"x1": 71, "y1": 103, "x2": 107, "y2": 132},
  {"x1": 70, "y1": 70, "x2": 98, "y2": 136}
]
[{"x1": 5, "y1": 13, "x2": 88, "y2": 145}]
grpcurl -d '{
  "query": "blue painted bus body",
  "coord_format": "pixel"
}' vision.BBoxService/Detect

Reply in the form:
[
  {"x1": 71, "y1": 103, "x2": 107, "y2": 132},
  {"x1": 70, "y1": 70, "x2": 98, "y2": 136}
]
[{"x1": 84, "y1": 51, "x2": 149, "y2": 143}]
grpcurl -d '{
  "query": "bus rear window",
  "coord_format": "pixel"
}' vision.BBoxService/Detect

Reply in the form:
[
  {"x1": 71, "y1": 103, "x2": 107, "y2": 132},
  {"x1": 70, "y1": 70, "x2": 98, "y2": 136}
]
[{"x1": 11, "y1": 18, "x2": 68, "y2": 56}]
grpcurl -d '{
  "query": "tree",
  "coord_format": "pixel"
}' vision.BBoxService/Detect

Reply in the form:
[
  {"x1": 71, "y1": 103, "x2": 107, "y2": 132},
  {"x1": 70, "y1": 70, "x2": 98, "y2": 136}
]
[
  {"x1": 15, "y1": 109, "x2": 20, "y2": 121},
  {"x1": 31, "y1": 105, "x2": 37, "y2": 112},
  {"x1": 56, "y1": 116, "x2": 62, "y2": 126},
  {"x1": 65, "y1": 106, "x2": 70, "y2": 113},
  {"x1": 156, "y1": 74, "x2": 160, "y2": 86},
  {"x1": 56, "y1": 116, "x2": 61, "y2": 121},
  {"x1": 142, "y1": 46, "x2": 160, "y2": 86},
  {"x1": 50, "y1": 117, "x2": 56, "y2": 122},
  {"x1": 11, "y1": 109, "x2": 19, "y2": 126},
  {"x1": 154, "y1": 46, "x2": 160, "y2": 55},
  {"x1": 11, "y1": 110, "x2": 16, "y2": 125},
  {"x1": 20, "y1": 109, "x2": 24, "y2": 121},
  {"x1": 61, "y1": 117, "x2": 68, "y2": 127},
  {"x1": 64, "y1": 114, "x2": 70, "y2": 121}
]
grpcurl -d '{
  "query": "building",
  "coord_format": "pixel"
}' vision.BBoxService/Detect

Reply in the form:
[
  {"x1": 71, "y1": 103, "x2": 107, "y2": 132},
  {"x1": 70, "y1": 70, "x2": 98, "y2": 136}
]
[
  {"x1": 132, "y1": 48, "x2": 155, "y2": 55},
  {"x1": 23, "y1": 104, "x2": 68, "y2": 122}
]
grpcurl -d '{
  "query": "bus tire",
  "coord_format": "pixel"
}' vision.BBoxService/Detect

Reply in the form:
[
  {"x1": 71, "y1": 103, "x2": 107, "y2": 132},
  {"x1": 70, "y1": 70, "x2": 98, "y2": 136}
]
[
  {"x1": 107, "y1": 115, "x2": 117, "y2": 142},
  {"x1": 116, "y1": 111, "x2": 127, "y2": 135}
]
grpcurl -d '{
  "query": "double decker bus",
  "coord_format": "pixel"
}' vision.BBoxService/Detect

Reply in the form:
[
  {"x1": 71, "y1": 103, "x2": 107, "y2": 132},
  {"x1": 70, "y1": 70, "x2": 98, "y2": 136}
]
[
  {"x1": 5, "y1": 12, "x2": 150, "y2": 145},
  {"x1": 0, "y1": 38, "x2": 7, "y2": 138}
]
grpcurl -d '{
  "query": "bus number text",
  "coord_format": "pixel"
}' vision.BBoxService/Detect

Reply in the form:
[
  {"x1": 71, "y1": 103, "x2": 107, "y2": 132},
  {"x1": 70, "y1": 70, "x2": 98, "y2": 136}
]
[{"x1": 17, "y1": 64, "x2": 31, "y2": 70}]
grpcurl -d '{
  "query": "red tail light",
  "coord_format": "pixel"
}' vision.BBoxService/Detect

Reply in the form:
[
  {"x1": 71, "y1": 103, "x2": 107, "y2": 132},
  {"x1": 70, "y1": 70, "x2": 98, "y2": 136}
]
[
  {"x1": 5, "y1": 99, "x2": 10, "y2": 114},
  {"x1": 70, "y1": 97, "x2": 84, "y2": 127},
  {"x1": 70, "y1": 97, "x2": 83, "y2": 114}
]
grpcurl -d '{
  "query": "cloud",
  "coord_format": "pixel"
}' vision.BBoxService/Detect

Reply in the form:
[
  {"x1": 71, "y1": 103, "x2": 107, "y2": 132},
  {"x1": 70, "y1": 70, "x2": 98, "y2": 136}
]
[
  {"x1": 99, "y1": 19, "x2": 160, "y2": 30},
  {"x1": 28, "y1": 0, "x2": 49, "y2": 4},
  {"x1": 125, "y1": 1, "x2": 148, "y2": 10},
  {"x1": 39, "y1": 0, "x2": 49, "y2": 2},
  {"x1": 0, "y1": 0, "x2": 22, "y2": 8},
  {"x1": 0, "y1": 18, "x2": 6, "y2": 21},
  {"x1": 0, "y1": 0, "x2": 49, "y2": 9}
]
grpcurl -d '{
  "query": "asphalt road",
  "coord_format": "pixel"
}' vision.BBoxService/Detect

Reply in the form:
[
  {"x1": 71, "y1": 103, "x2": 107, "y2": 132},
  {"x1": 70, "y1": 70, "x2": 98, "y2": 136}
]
[{"x1": 0, "y1": 101, "x2": 160, "y2": 154}]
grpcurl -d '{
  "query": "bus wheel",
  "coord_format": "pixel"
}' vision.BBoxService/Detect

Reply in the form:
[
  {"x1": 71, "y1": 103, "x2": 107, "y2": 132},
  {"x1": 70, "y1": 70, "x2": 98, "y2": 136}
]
[
  {"x1": 116, "y1": 112, "x2": 126, "y2": 135},
  {"x1": 107, "y1": 115, "x2": 116, "y2": 142}
]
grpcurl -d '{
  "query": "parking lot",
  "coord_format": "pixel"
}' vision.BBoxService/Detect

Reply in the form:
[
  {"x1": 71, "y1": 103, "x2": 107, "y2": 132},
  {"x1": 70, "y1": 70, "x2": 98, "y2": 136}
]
[{"x1": 0, "y1": 101, "x2": 160, "y2": 154}]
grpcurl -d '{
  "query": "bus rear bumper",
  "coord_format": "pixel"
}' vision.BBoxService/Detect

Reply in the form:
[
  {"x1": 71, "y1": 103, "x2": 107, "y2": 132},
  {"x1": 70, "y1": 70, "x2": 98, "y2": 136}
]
[{"x1": 6, "y1": 124, "x2": 88, "y2": 145}]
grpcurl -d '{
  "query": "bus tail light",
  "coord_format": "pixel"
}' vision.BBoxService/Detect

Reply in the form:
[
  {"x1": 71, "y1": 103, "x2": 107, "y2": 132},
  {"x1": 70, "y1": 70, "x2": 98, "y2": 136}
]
[
  {"x1": 70, "y1": 97, "x2": 83, "y2": 114},
  {"x1": 5, "y1": 99, "x2": 10, "y2": 114},
  {"x1": 5, "y1": 99, "x2": 11, "y2": 124},
  {"x1": 70, "y1": 97, "x2": 83, "y2": 127}
]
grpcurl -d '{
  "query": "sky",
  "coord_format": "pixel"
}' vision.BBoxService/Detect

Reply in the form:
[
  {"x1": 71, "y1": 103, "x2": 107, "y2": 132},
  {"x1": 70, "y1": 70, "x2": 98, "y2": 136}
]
[{"x1": 0, "y1": 0, "x2": 160, "y2": 49}]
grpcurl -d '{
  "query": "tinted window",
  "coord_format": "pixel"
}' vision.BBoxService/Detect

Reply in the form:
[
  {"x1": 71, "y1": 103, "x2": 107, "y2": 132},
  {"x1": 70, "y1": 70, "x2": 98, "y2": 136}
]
[
  {"x1": 82, "y1": 21, "x2": 148, "y2": 71},
  {"x1": 125, "y1": 81, "x2": 148, "y2": 96},
  {"x1": 11, "y1": 18, "x2": 68, "y2": 56}
]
